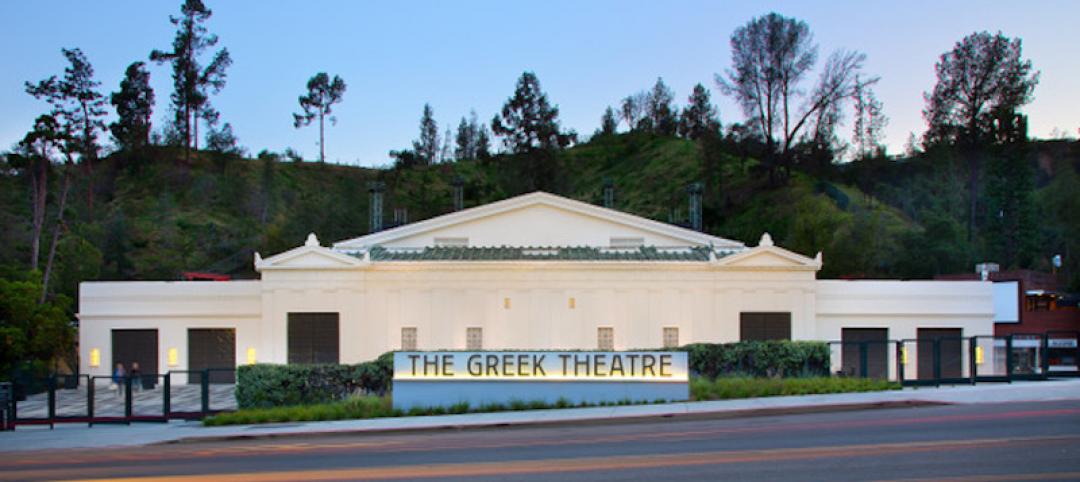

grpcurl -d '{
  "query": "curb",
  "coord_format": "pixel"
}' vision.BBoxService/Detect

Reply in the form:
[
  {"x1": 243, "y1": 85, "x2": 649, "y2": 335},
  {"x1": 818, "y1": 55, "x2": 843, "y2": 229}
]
[{"x1": 160, "y1": 399, "x2": 949, "y2": 446}]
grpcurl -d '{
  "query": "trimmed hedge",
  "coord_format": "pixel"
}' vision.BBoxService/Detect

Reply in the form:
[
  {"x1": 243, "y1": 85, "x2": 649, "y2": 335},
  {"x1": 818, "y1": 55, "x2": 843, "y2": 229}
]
[
  {"x1": 690, "y1": 376, "x2": 898, "y2": 401},
  {"x1": 680, "y1": 341, "x2": 830, "y2": 379},
  {"x1": 235, "y1": 352, "x2": 393, "y2": 409},
  {"x1": 235, "y1": 341, "x2": 829, "y2": 409}
]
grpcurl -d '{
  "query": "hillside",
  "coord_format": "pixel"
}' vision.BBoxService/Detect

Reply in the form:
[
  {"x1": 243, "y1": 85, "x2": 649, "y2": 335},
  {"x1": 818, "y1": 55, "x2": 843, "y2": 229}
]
[{"x1": 1, "y1": 134, "x2": 1077, "y2": 310}]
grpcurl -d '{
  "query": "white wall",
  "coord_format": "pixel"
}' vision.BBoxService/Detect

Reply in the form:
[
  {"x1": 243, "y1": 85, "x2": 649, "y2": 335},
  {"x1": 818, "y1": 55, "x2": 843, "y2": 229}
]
[
  {"x1": 257, "y1": 262, "x2": 818, "y2": 364},
  {"x1": 78, "y1": 281, "x2": 261, "y2": 381},
  {"x1": 77, "y1": 266, "x2": 997, "y2": 384},
  {"x1": 381, "y1": 204, "x2": 692, "y2": 248},
  {"x1": 815, "y1": 280, "x2": 996, "y2": 379}
]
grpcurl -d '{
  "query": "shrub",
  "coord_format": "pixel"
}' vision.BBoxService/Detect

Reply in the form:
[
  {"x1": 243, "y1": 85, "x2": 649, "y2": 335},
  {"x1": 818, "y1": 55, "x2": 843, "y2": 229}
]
[
  {"x1": 235, "y1": 351, "x2": 393, "y2": 409},
  {"x1": 689, "y1": 376, "x2": 898, "y2": 401},
  {"x1": 678, "y1": 341, "x2": 830, "y2": 379}
]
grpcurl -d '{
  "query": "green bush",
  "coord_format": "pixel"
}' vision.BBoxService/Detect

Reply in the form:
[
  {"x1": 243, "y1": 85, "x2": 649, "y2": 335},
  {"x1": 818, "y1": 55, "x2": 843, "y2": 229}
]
[
  {"x1": 208, "y1": 375, "x2": 899, "y2": 426},
  {"x1": 690, "y1": 376, "x2": 899, "y2": 401},
  {"x1": 235, "y1": 351, "x2": 393, "y2": 409},
  {"x1": 205, "y1": 396, "x2": 395, "y2": 426},
  {"x1": 678, "y1": 341, "x2": 830, "y2": 379}
]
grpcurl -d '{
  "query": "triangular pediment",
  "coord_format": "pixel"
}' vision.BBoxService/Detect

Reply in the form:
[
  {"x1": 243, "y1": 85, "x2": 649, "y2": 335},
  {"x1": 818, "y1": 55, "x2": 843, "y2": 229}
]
[
  {"x1": 714, "y1": 234, "x2": 821, "y2": 271},
  {"x1": 256, "y1": 234, "x2": 365, "y2": 271},
  {"x1": 333, "y1": 191, "x2": 745, "y2": 251}
]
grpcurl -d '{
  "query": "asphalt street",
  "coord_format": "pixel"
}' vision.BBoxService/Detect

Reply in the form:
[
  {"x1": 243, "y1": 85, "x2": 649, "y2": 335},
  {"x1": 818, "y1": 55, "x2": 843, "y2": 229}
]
[{"x1": 2, "y1": 400, "x2": 1079, "y2": 481}]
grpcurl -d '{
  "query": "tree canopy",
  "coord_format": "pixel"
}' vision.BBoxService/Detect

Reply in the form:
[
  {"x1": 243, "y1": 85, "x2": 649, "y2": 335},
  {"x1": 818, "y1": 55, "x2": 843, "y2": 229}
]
[
  {"x1": 150, "y1": 0, "x2": 232, "y2": 158},
  {"x1": 110, "y1": 62, "x2": 155, "y2": 151},
  {"x1": 292, "y1": 72, "x2": 347, "y2": 163},
  {"x1": 923, "y1": 31, "x2": 1039, "y2": 147},
  {"x1": 718, "y1": 12, "x2": 875, "y2": 182},
  {"x1": 491, "y1": 72, "x2": 575, "y2": 154}
]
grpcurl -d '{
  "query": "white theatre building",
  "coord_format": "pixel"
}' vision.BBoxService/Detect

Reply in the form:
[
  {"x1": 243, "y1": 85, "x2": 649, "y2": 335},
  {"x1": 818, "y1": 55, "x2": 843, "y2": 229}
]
[{"x1": 78, "y1": 191, "x2": 995, "y2": 382}]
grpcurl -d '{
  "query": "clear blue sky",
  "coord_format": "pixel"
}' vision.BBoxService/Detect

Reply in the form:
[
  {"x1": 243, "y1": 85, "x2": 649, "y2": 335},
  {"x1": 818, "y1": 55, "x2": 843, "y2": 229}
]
[{"x1": 2, "y1": 1, "x2": 1077, "y2": 166}]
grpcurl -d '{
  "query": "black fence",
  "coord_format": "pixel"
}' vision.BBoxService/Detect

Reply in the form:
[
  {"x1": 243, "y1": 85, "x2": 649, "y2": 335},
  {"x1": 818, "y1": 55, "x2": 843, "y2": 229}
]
[
  {"x1": 2, "y1": 368, "x2": 236, "y2": 430},
  {"x1": 828, "y1": 332, "x2": 1080, "y2": 387}
]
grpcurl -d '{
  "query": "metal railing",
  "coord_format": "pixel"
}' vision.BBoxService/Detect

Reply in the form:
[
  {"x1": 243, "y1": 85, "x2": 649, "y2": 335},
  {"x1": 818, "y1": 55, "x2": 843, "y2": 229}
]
[
  {"x1": 829, "y1": 332, "x2": 1078, "y2": 387},
  {"x1": 4, "y1": 368, "x2": 236, "y2": 430}
]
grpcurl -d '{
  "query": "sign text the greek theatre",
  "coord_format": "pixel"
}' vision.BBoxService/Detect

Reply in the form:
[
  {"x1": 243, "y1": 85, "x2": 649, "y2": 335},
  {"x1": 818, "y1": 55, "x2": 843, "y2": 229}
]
[{"x1": 393, "y1": 351, "x2": 688, "y2": 382}]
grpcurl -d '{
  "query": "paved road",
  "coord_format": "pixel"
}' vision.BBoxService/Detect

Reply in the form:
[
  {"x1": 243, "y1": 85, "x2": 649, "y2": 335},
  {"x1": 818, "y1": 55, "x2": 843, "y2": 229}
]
[{"x1": 2, "y1": 400, "x2": 1079, "y2": 481}]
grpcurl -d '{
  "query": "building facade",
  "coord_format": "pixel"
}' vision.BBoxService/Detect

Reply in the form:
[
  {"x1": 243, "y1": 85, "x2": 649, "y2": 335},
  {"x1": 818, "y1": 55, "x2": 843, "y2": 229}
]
[{"x1": 78, "y1": 192, "x2": 996, "y2": 382}]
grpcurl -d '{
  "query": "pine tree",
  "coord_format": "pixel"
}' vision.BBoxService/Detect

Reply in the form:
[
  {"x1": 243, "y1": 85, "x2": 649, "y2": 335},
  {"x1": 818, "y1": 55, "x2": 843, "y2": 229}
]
[
  {"x1": 491, "y1": 72, "x2": 574, "y2": 153},
  {"x1": 454, "y1": 117, "x2": 471, "y2": 161},
  {"x1": 678, "y1": 83, "x2": 720, "y2": 140},
  {"x1": 412, "y1": 103, "x2": 439, "y2": 165},
  {"x1": 454, "y1": 110, "x2": 491, "y2": 161},
  {"x1": 598, "y1": 106, "x2": 618, "y2": 136},
  {"x1": 150, "y1": 0, "x2": 232, "y2": 160},
  {"x1": 110, "y1": 62, "x2": 155, "y2": 151},
  {"x1": 645, "y1": 77, "x2": 677, "y2": 135},
  {"x1": 292, "y1": 72, "x2": 346, "y2": 163},
  {"x1": 25, "y1": 47, "x2": 107, "y2": 212},
  {"x1": 620, "y1": 93, "x2": 645, "y2": 131},
  {"x1": 851, "y1": 78, "x2": 887, "y2": 159}
]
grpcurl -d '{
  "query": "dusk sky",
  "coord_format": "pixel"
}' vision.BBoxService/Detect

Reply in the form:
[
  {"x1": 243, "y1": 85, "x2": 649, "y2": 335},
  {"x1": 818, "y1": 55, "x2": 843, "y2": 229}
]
[{"x1": 2, "y1": 1, "x2": 1077, "y2": 166}]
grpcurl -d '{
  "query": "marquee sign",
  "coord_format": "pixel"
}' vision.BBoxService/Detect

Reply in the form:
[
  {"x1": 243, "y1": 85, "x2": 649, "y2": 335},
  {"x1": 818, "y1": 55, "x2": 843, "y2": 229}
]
[
  {"x1": 394, "y1": 351, "x2": 688, "y2": 382},
  {"x1": 392, "y1": 351, "x2": 689, "y2": 410}
]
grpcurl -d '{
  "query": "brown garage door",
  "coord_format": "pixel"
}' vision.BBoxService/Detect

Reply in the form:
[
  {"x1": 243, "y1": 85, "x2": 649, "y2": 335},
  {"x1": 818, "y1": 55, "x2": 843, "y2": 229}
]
[
  {"x1": 112, "y1": 329, "x2": 158, "y2": 379},
  {"x1": 841, "y1": 328, "x2": 889, "y2": 378},
  {"x1": 188, "y1": 329, "x2": 236, "y2": 384},
  {"x1": 740, "y1": 312, "x2": 791, "y2": 341},
  {"x1": 288, "y1": 313, "x2": 340, "y2": 364},
  {"x1": 918, "y1": 328, "x2": 963, "y2": 380}
]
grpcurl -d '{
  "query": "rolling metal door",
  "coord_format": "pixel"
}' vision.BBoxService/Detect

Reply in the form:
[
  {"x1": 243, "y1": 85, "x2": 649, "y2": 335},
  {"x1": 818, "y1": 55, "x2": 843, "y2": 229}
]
[
  {"x1": 111, "y1": 329, "x2": 159, "y2": 378},
  {"x1": 841, "y1": 328, "x2": 888, "y2": 378},
  {"x1": 739, "y1": 312, "x2": 792, "y2": 341},
  {"x1": 918, "y1": 328, "x2": 963, "y2": 380},
  {"x1": 287, "y1": 313, "x2": 340, "y2": 364},
  {"x1": 188, "y1": 328, "x2": 236, "y2": 384}
]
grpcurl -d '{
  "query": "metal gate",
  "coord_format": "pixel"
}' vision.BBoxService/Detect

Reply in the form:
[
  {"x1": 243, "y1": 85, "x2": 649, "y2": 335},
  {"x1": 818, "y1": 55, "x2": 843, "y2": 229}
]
[{"x1": 4, "y1": 368, "x2": 236, "y2": 430}]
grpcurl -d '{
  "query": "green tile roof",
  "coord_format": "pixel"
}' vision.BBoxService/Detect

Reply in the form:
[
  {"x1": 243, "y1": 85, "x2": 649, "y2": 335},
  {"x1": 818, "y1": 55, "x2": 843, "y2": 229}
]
[{"x1": 363, "y1": 246, "x2": 726, "y2": 262}]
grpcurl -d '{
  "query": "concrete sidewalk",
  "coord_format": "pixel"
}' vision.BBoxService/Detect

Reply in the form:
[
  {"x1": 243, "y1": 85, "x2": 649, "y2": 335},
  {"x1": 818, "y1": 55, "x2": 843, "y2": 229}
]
[{"x1": 3, "y1": 378, "x2": 1079, "y2": 453}]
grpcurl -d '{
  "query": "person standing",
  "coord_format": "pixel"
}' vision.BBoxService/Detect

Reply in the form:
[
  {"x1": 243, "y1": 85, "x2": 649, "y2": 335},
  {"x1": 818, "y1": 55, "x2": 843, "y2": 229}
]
[
  {"x1": 112, "y1": 363, "x2": 126, "y2": 397},
  {"x1": 130, "y1": 362, "x2": 143, "y2": 392}
]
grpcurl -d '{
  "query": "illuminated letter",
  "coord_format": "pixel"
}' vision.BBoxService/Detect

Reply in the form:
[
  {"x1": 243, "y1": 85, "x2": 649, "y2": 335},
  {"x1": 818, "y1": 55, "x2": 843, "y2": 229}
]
[
  {"x1": 642, "y1": 355, "x2": 656, "y2": 376},
  {"x1": 502, "y1": 354, "x2": 515, "y2": 377},
  {"x1": 442, "y1": 354, "x2": 454, "y2": 376},
  {"x1": 574, "y1": 354, "x2": 591, "y2": 376},
  {"x1": 423, "y1": 355, "x2": 439, "y2": 376},
  {"x1": 610, "y1": 354, "x2": 624, "y2": 376},
  {"x1": 409, "y1": 355, "x2": 420, "y2": 376},
  {"x1": 486, "y1": 354, "x2": 499, "y2": 376},
  {"x1": 626, "y1": 354, "x2": 640, "y2": 376},
  {"x1": 518, "y1": 354, "x2": 530, "y2": 376},
  {"x1": 559, "y1": 354, "x2": 571, "y2": 375},
  {"x1": 659, "y1": 354, "x2": 672, "y2": 377},
  {"x1": 468, "y1": 354, "x2": 482, "y2": 376},
  {"x1": 533, "y1": 354, "x2": 547, "y2": 376},
  {"x1": 594, "y1": 354, "x2": 608, "y2": 377}
]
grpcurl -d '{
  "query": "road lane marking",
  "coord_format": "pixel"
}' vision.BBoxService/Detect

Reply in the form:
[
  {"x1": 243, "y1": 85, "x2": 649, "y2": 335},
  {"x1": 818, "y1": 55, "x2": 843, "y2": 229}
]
[
  {"x1": 5, "y1": 406, "x2": 1079, "y2": 470},
  {"x1": 877, "y1": 472, "x2": 1080, "y2": 482},
  {"x1": 46, "y1": 435, "x2": 1080, "y2": 482}
]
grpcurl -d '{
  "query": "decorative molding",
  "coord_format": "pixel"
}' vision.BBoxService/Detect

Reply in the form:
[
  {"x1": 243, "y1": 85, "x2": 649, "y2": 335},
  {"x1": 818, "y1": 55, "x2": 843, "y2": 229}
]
[
  {"x1": 332, "y1": 191, "x2": 746, "y2": 251},
  {"x1": 256, "y1": 235, "x2": 368, "y2": 271},
  {"x1": 713, "y1": 242, "x2": 822, "y2": 272}
]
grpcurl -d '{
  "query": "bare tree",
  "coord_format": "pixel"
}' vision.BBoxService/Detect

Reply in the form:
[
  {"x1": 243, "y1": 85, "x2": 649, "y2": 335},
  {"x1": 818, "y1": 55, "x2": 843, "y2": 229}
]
[{"x1": 717, "y1": 12, "x2": 876, "y2": 183}]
